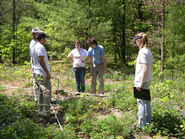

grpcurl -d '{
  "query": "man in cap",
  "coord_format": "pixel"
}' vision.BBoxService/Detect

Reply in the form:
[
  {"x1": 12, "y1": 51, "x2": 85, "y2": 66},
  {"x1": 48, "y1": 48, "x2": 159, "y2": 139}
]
[
  {"x1": 29, "y1": 27, "x2": 40, "y2": 101},
  {"x1": 32, "y1": 31, "x2": 53, "y2": 123}
]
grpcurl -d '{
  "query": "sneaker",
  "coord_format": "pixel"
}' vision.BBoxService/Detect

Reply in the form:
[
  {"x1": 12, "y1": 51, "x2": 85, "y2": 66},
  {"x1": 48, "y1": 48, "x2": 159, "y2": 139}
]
[
  {"x1": 146, "y1": 123, "x2": 150, "y2": 126},
  {"x1": 136, "y1": 124, "x2": 144, "y2": 129},
  {"x1": 99, "y1": 93, "x2": 104, "y2": 96},
  {"x1": 76, "y1": 92, "x2": 81, "y2": 95}
]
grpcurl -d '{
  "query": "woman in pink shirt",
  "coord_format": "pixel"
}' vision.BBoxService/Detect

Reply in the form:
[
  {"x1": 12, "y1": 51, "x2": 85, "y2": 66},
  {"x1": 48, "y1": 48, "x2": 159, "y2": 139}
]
[{"x1": 67, "y1": 40, "x2": 89, "y2": 94}]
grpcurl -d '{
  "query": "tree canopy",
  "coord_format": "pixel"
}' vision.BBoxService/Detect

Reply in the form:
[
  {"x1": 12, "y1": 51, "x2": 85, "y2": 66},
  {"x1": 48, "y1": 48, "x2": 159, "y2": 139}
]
[{"x1": 0, "y1": 0, "x2": 185, "y2": 78}]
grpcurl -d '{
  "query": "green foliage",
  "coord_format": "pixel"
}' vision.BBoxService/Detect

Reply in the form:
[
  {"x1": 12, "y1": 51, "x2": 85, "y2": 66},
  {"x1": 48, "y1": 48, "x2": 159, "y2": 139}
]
[
  {"x1": 0, "y1": 61, "x2": 185, "y2": 138},
  {"x1": 80, "y1": 114, "x2": 133, "y2": 138},
  {"x1": 61, "y1": 96, "x2": 94, "y2": 125},
  {"x1": 105, "y1": 69, "x2": 127, "y2": 81},
  {"x1": 107, "y1": 85, "x2": 137, "y2": 112}
]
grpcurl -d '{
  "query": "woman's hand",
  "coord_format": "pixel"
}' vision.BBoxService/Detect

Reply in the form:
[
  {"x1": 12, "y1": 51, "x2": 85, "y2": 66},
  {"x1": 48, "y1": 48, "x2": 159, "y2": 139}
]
[
  {"x1": 136, "y1": 86, "x2": 141, "y2": 92},
  {"x1": 82, "y1": 60, "x2": 85, "y2": 63}
]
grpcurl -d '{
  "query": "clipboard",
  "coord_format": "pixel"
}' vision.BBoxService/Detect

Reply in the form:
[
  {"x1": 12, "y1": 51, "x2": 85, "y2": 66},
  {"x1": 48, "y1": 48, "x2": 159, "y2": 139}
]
[{"x1": 133, "y1": 87, "x2": 151, "y2": 101}]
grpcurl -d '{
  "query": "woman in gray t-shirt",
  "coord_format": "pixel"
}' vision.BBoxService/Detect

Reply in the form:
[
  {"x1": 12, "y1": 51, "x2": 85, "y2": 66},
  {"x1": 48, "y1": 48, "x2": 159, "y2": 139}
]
[{"x1": 133, "y1": 32, "x2": 153, "y2": 128}]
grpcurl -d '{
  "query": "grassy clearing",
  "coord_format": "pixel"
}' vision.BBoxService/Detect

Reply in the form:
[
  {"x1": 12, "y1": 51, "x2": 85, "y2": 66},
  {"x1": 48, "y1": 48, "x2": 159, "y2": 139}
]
[{"x1": 0, "y1": 61, "x2": 185, "y2": 138}]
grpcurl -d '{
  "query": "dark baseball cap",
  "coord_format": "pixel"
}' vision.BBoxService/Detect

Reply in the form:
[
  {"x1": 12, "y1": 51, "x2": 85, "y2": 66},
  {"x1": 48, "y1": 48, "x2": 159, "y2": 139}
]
[{"x1": 36, "y1": 31, "x2": 49, "y2": 40}]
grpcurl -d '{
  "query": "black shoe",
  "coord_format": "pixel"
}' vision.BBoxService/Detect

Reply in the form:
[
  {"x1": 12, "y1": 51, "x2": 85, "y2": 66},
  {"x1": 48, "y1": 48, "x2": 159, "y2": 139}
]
[{"x1": 76, "y1": 92, "x2": 81, "y2": 95}]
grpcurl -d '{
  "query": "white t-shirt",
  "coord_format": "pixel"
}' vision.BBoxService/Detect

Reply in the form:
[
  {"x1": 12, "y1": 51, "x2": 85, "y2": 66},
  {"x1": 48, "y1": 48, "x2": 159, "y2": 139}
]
[
  {"x1": 29, "y1": 39, "x2": 37, "y2": 69},
  {"x1": 32, "y1": 42, "x2": 50, "y2": 76},
  {"x1": 67, "y1": 48, "x2": 88, "y2": 68},
  {"x1": 135, "y1": 47, "x2": 153, "y2": 83}
]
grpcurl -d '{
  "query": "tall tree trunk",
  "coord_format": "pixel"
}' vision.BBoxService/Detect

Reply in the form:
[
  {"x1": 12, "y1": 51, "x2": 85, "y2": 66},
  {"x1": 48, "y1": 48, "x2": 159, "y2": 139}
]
[
  {"x1": 113, "y1": 25, "x2": 120, "y2": 63},
  {"x1": 85, "y1": 0, "x2": 91, "y2": 50},
  {"x1": 138, "y1": 0, "x2": 143, "y2": 31},
  {"x1": 161, "y1": 1, "x2": 165, "y2": 74},
  {"x1": 13, "y1": 0, "x2": 16, "y2": 64},
  {"x1": 88, "y1": 0, "x2": 91, "y2": 38},
  {"x1": 121, "y1": 0, "x2": 125, "y2": 63}
]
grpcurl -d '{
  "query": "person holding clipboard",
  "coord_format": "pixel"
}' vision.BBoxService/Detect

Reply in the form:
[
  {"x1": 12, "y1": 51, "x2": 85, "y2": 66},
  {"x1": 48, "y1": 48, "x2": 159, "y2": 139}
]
[{"x1": 133, "y1": 32, "x2": 153, "y2": 128}]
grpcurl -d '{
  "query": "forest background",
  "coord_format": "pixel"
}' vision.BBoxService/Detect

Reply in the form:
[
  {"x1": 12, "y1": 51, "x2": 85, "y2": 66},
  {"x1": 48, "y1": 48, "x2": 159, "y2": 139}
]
[
  {"x1": 1, "y1": 0, "x2": 185, "y2": 138},
  {"x1": 0, "y1": 0, "x2": 185, "y2": 78}
]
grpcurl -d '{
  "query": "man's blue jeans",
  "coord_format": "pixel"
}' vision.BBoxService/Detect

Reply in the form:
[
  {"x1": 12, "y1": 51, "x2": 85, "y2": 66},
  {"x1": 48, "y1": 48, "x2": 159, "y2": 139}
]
[
  {"x1": 135, "y1": 81, "x2": 151, "y2": 127},
  {"x1": 73, "y1": 67, "x2": 86, "y2": 92}
]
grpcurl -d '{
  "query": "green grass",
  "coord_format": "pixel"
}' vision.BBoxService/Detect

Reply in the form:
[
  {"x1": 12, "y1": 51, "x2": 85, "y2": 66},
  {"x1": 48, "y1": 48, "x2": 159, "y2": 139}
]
[{"x1": 0, "y1": 61, "x2": 185, "y2": 138}]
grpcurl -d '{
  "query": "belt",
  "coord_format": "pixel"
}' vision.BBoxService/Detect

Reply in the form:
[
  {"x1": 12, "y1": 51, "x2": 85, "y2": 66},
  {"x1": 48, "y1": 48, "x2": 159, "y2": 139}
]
[
  {"x1": 95, "y1": 63, "x2": 103, "y2": 65},
  {"x1": 73, "y1": 67, "x2": 85, "y2": 69}
]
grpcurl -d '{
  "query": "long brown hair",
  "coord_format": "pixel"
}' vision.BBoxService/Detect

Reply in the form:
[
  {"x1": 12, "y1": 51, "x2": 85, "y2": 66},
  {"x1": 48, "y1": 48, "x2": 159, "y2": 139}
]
[{"x1": 135, "y1": 32, "x2": 148, "y2": 50}]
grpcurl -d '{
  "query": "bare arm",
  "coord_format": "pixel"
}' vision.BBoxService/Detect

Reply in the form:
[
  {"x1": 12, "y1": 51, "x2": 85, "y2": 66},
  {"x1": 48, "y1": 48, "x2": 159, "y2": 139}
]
[
  {"x1": 67, "y1": 57, "x2": 74, "y2": 63},
  {"x1": 136, "y1": 63, "x2": 148, "y2": 91},
  {"x1": 102, "y1": 55, "x2": 107, "y2": 73},
  {"x1": 83, "y1": 57, "x2": 90, "y2": 64},
  {"x1": 39, "y1": 56, "x2": 51, "y2": 79}
]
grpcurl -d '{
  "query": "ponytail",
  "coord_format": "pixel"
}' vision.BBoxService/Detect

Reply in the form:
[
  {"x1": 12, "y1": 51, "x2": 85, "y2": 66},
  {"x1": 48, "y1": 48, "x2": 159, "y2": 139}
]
[{"x1": 135, "y1": 32, "x2": 148, "y2": 50}]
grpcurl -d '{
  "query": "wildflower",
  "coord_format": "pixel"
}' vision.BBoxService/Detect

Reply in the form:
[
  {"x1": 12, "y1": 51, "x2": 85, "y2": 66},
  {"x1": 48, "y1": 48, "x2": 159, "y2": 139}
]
[
  {"x1": 15, "y1": 131, "x2": 17, "y2": 137},
  {"x1": 166, "y1": 111, "x2": 168, "y2": 115},
  {"x1": 177, "y1": 117, "x2": 179, "y2": 120},
  {"x1": 87, "y1": 97, "x2": 91, "y2": 100},
  {"x1": 154, "y1": 100, "x2": 157, "y2": 106},
  {"x1": 17, "y1": 116, "x2": 20, "y2": 119},
  {"x1": 9, "y1": 123, "x2": 12, "y2": 126},
  {"x1": 3, "y1": 108, "x2": 7, "y2": 111},
  {"x1": 2, "y1": 123, "x2": 5, "y2": 127},
  {"x1": 183, "y1": 113, "x2": 185, "y2": 119}
]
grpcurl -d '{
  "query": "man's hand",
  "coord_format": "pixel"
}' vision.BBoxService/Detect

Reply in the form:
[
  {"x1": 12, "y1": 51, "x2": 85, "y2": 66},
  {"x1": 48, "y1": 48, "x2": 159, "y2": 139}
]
[
  {"x1": 105, "y1": 68, "x2": 107, "y2": 73},
  {"x1": 46, "y1": 73, "x2": 51, "y2": 79},
  {"x1": 89, "y1": 70, "x2": 92, "y2": 76}
]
